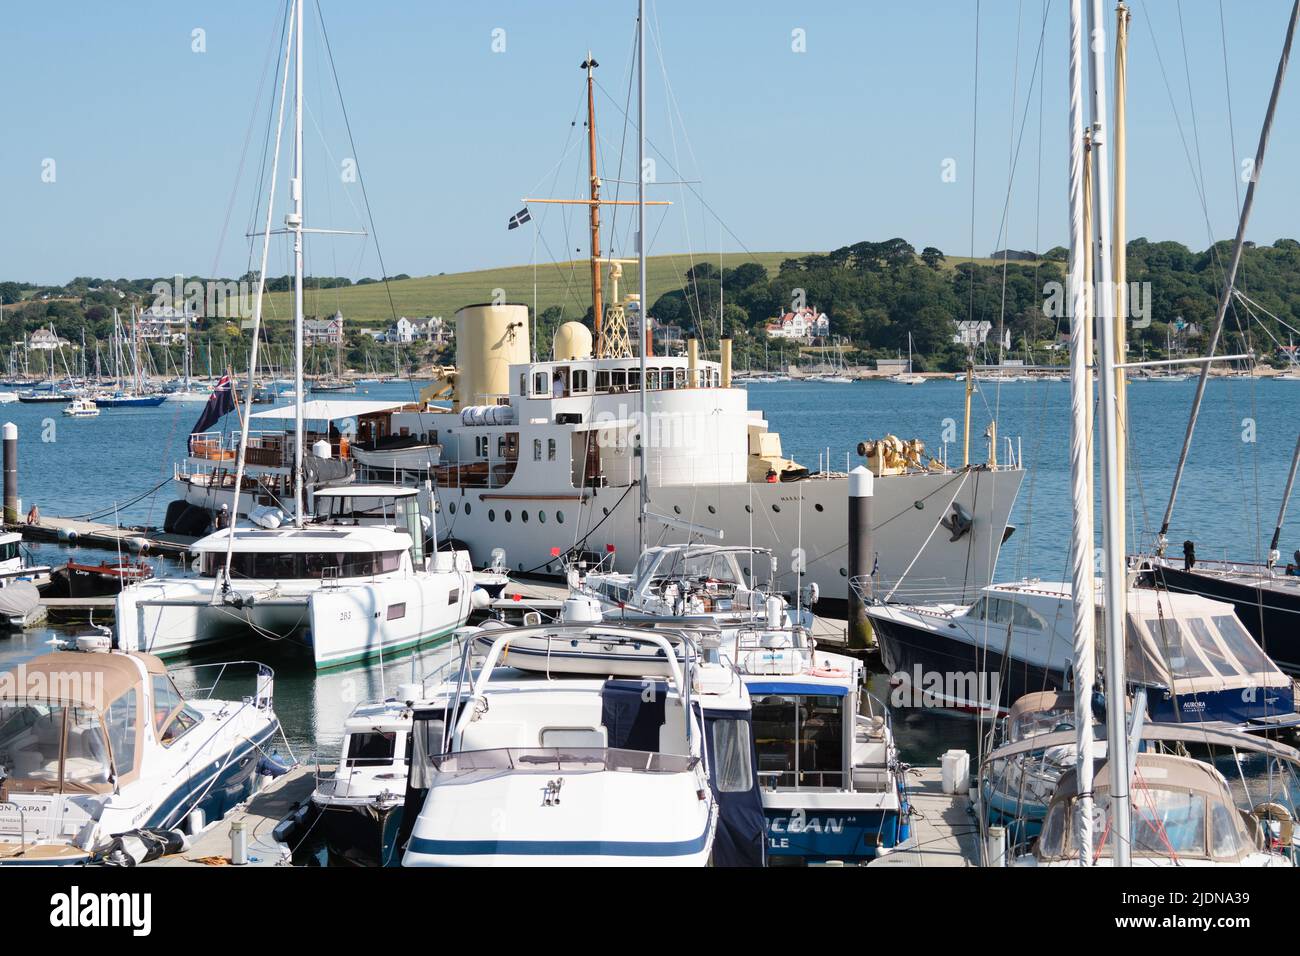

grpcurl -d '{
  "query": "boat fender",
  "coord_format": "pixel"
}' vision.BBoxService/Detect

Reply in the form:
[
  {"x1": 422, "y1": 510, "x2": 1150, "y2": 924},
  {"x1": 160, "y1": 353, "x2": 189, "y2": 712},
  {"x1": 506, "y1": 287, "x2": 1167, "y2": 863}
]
[{"x1": 257, "y1": 752, "x2": 294, "y2": 779}]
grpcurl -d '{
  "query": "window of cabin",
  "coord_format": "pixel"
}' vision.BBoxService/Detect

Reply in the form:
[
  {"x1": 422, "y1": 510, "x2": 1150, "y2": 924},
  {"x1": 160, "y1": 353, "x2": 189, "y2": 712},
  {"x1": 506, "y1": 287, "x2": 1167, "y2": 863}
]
[
  {"x1": 548, "y1": 438, "x2": 557, "y2": 461},
  {"x1": 675, "y1": 368, "x2": 687, "y2": 388},
  {"x1": 534, "y1": 438, "x2": 543, "y2": 461},
  {"x1": 532, "y1": 371, "x2": 549, "y2": 397},
  {"x1": 519, "y1": 373, "x2": 526, "y2": 397},
  {"x1": 571, "y1": 369, "x2": 589, "y2": 394},
  {"x1": 346, "y1": 731, "x2": 396, "y2": 767},
  {"x1": 103, "y1": 688, "x2": 138, "y2": 778},
  {"x1": 611, "y1": 368, "x2": 627, "y2": 392},
  {"x1": 595, "y1": 370, "x2": 611, "y2": 393},
  {"x1": 627, "y1": 369, "x2": 640, "y2": 390},
  {"x1": 448, "y1": 588, "x2": 460, "y2": 605},
  {"x1": 475, "y1": 436, "x2": 489, "y2": 458},
  {"x1": 647, "y1": 369, "x2": 661, "y2": 390},
  {"x1": 387, "y1": 603, "x2": 406, "y2": 621}
]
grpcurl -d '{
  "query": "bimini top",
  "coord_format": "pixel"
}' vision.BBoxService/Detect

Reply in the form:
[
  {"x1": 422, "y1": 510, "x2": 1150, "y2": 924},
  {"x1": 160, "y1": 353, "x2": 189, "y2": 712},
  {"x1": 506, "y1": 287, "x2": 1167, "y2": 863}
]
[
  {"x1": 190, "y1": 525, "x2": 412, "y2": 554},
  {"x1": 251, "y1": 399, "x2": 407, "y2": 422},
  {"x1": 314, "y1": 485, "x2": 418, "y2": 499},
  {"x1": 0, "y1": 649, "x2": 165, "y2": 710}
]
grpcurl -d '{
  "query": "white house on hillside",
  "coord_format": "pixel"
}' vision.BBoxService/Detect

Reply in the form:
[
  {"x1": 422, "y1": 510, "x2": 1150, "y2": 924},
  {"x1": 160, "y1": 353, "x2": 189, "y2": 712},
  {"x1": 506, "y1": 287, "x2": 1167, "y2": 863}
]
[{"x1": 765, "y1": 307, "x2": 830, "y2": 342}]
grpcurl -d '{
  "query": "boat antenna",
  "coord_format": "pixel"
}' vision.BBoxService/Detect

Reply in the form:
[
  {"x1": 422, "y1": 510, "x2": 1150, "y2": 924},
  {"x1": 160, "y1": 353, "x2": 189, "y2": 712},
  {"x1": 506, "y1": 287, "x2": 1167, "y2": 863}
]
[
  {"x1": 1157, "y1": 0, "x2": 1299, "y2": 554},
  {"x1": 220, "y1": 0, "x2": 296, "y2": 594}
]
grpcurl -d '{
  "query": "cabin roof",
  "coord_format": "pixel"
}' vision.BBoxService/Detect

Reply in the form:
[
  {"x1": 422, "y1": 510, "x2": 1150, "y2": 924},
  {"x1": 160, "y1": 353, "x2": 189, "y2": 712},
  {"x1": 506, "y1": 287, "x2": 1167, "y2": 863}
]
[
  {"x1": 251, "y1": 399, "x2": 406, "y2": 422},
  {"x1": 191, "y1": 525, "x2": 410, "y2": 553},
  {"x1": 314, "y1": 485, "x2": 418, "y2": 499}
]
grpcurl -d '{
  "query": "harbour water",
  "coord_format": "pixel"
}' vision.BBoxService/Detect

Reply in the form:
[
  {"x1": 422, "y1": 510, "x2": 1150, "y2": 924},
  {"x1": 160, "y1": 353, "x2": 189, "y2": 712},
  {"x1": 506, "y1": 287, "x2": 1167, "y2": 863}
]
[{"x1": 2, "y1": 375, "x2": 1296, "y2": 763}]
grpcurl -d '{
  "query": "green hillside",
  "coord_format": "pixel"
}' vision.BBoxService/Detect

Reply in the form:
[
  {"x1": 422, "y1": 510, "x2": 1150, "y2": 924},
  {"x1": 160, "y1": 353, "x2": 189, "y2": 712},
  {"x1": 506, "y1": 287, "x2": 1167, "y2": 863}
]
[{"x1": 260, "y1": 251, "x2": 809, "y2": 326}]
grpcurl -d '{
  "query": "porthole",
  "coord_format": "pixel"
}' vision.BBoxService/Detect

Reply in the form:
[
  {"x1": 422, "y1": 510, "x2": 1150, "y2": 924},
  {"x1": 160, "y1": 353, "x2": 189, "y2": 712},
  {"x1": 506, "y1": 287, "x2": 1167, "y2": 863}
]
[
  {"x1": 603, "y1": 507, "x2": 609, "y2": 516},
  {"x1": 673, "y1": 505, "x2": 682, "y2": 515},
  {"x1": 538, "y1": 511, "x2": 546, "y2": 524},
  {"x1": 839, "y1": 568, "x2": 848, "y2": 577},
  {"x1": 814, "y1": 503, "x2": 824, "y2": 513},
  {"x1": 448, "y1": 501, "x2": 457, "y2": 515},
  {"x1": 772, "y1": 504, "x2": 781, "y2": 513},
  {"x1": 744, "y1": 504, "x2": 752, "y2": 514},
  {"x1": 504, "y1": 509, "x2": 512, "y2": 523},
  {"x1": 557, "y1": 511, "x2": 565, "y2": 524},
  {"x1": 464, "y1": 502, "x2": 471, "y2": 515},
  {"x1": 488, "y1": 509, "x2": 495, "y2": 522},
  {"x1": 707, "y1": 505, "x2": 716, "y2": 514},
  {"x1": 913, "y1": 500, "x2": 925, "y2": 510},
  {"x1": 521, "y1": 510, "x2": 529, "y2": 523}
]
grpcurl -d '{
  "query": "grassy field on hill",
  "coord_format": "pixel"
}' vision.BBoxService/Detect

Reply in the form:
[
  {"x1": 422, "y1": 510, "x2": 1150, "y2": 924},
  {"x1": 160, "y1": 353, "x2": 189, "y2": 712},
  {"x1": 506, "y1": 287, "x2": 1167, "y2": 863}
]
[{"x1": 258, "y1": 251, "x2": 807, "y2": 325}]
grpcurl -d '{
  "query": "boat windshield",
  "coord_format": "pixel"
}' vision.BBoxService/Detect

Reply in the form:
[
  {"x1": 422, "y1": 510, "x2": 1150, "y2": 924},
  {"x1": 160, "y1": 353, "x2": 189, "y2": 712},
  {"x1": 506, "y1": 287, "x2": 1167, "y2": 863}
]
[
  {"x1": 200, "y1": 549, "x2": 404, "y2": 579},
  {"x1": 0, "y1": 703, "x2": 114, "y2": 794},
  {"x1": 430, "y1": 747, "x2": 695, "y2": 775},
  {"x1": 1039, "y1": 788, "x2": 1249, "y2": 862}
]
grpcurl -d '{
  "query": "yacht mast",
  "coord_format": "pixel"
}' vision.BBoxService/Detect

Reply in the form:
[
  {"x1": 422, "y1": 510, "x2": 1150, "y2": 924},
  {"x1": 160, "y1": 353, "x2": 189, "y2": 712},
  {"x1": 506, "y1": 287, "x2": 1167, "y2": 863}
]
[
  {"x1": 1087, "y1": 0, "x2": 1132, "y2": 867},
  {"x1": 1158, "y1": 0, "x2": 1300, "y2": 551},
  {"x1": 584, "y1": 54, "x2": 604, "y2": 353},
  {"x1": 1066, "y1": 0, "x2": 1096, "y2": 866},
  {"x1": 291, "y1": 0, "x2": 306, "y2": 527},
  {"x1": 636, "y1": 0, "x2": 648, "y2": 555}
]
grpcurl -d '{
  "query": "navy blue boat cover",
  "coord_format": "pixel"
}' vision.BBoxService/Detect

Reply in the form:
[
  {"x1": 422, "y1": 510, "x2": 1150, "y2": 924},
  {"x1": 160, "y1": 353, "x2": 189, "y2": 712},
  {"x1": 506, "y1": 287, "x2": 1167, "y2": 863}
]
[{"x1": 600, "y1": 679, "x2": 667, "y2": 750}]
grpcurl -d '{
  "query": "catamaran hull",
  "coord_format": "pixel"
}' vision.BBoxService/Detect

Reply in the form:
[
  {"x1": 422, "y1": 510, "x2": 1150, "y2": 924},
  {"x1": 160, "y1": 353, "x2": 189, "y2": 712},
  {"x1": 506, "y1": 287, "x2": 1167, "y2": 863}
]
[
  {"x1": 116, "y1": 574, "x2": 476, "y2": 668},
  {"x1": 435, "y1": 466, "x2": 1023, "y2": 614}
]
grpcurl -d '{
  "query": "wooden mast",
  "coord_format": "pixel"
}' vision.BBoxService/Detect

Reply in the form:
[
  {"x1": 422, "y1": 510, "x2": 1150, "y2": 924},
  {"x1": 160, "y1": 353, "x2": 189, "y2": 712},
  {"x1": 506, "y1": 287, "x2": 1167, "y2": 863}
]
[{"x1": 583, "y1": 54, "x2": 604, "y2": 352}]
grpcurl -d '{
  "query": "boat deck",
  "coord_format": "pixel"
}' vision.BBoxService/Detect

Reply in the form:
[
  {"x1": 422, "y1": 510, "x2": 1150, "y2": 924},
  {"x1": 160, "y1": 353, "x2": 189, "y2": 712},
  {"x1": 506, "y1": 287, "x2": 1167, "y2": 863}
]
[
  {"x1": 145, "y1": 764, "x2": 317, "y2": 868},
  {"x1": 869, "y1": 766, "x2": 980, "y2": 867}
]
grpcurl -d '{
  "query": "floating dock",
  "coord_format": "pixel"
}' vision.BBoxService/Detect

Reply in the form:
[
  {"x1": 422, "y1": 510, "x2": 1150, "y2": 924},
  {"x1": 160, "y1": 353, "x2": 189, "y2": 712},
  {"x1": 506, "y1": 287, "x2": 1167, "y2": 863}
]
[
  {"x1": 869, "y1": 767, "x2": 980, "y2": 867},
  {"x1": 145, "y1": 764, "x2": 317, "y2": 868},
  {"x1": 13, "y1": 516, "x2": 197, "y2": 556}
]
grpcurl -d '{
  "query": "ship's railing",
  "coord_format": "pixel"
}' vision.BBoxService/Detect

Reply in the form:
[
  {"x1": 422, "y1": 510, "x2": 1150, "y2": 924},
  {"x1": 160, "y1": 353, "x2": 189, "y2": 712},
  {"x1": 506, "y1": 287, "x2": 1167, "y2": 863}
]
[{"x1": 169, "y1": 660, "x2": 276, "y2": 711}]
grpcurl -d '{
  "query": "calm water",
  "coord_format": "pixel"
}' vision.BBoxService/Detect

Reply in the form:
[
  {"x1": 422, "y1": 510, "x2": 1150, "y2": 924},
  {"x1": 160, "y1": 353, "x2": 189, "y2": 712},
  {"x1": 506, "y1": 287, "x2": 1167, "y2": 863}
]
[{"x1": 2, "y1": 375, "x2": 1296, "y2": 763}]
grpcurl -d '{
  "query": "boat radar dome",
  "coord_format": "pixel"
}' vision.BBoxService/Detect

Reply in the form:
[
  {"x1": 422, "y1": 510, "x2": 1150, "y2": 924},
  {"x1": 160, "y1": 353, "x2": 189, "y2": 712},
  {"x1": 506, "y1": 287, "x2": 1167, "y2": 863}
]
[{"x1": 553, "y1": 321, "x2": 593, "y2": 361}]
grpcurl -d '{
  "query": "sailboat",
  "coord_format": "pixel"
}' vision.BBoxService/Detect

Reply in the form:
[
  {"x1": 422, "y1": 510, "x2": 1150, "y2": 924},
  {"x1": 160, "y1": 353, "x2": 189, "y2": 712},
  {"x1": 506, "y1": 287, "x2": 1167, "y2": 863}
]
[
  {"x1": 115, "y1": 0, "x2": 481, "y2": 669},
  {"x1": 889, "y1": 333, "x2": 926, "y2": 384},
  {"x1": 93, "y1": 306, "x2": 166, "y2": 407},
  {"x1": 166, "y1": 311, "x2": 213, "y2": 402}
]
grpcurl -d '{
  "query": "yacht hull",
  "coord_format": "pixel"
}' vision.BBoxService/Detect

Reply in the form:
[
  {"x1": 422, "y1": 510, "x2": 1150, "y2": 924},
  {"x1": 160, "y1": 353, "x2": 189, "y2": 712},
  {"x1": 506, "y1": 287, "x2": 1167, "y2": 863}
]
[{"x1": 436, "y1": 466, "x2": 1023, "y2": 613}]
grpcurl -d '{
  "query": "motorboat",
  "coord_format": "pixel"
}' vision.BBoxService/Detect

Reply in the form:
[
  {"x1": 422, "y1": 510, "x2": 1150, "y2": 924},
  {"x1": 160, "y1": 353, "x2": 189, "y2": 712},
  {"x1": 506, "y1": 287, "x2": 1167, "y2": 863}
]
[
  {"x1": 0, "y1": 532, "x2": 51, "y2": 627},
  {"x1": 401, "y1": 627, "x2": 725, "y2": 866},
  {"x1": 61, "y1": 397, "x2": 99, "y2": 418},
  {"x1": 866, "y1": 580, "x2": 1299, "y2": 728},
  {"x1": 0, "y1": 637, "x2": 281, "y2": 865}
]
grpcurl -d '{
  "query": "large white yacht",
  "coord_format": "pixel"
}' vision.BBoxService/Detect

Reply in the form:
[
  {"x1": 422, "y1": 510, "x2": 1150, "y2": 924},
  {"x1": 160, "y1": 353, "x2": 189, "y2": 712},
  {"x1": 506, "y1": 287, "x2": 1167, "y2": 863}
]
[{"x1": 360, "y1": 304, "x2": 1023, "y2": 615}]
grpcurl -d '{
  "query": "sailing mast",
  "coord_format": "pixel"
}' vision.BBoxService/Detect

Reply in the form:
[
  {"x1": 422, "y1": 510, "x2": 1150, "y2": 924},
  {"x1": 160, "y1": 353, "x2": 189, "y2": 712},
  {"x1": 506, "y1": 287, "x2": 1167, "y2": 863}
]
[
  {"x1": 291, "y1": 0, "x2": 306, "y2": 527},
  {"x1": 636, "y1": 0, "x2": 648, "y2": 554},
  {"x1": 584, "y1": 54, "x2": 604, "y2": 352},
  {"x1": 1088, "y1": 0, "x2": 1133, "y2": 867},
  {"x1": 1066, "y1": 0, "x2": 1096, "y2": 867}
]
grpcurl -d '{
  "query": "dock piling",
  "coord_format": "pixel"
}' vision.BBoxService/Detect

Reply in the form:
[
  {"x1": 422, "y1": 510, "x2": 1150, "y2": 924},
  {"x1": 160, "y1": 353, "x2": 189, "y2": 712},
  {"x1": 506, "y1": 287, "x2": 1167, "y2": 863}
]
[
  {"x1": 3, "y1": 422, "x2": 16, "y2": 524},
  {"x1": 848, "y1": 464, "x2": 875, "y2": 649}
]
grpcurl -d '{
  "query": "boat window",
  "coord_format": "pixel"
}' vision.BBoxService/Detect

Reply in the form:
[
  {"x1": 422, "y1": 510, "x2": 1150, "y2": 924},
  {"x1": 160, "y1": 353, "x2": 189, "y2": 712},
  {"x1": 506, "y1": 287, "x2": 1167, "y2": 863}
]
[
  {"x1": 448, "y1": 501, "x2": 456, "y2": 515},
  {"x1": 571, "y1": 369, "x2": 589, "y2": 394},
  {"x1": 611, "y1": 368, "x2": 626, "y2": 391},
  {"x1": 519, "y1": 373, "x2": 526, "y2": 397},
  {"x1": 548, "y1": 439, "x2": 557, "y2": 461},
  {"x1": 1099, "y1": 789, "x2": 1206, "y2": 858},
  {"x1": 1011, "y1": 603, "x2": 1043, "y2": 631},
  {"x1": 0, "y1": 540, "x2": 18, "y2": 562},
  {"x1": 346, "y1": 731, "x2": 396, "y2": 767},
  {"x1": 1037, "y1": 799, "x2": 1067, "y2": 858},
  {"x1": 556, "y1": 511, "x2": 564, "y2": 524},
  {"x1": 103, "y1": 687, "x2": 138, "y2": 778},
  {"x1": 675, "y1": 368, "x2": 687, "y2": 388},
  {"x1": 159, "y1": 706, "x2": 202, "y2": 747},
  {"x1": 595, "y1": 370, "x2": 610, "y2": 392},
  {"x1": 627, "y1": 369, "x2": 640, "y2": 390},
  {"x1": 709, "y1": 718, "x2": 753, "y2": 793},
  {"x1": 533, "y1": 439, "x2": 542, "y2": 461},
  {"x1": 152, "y1": 675, "x2": 183, "y2": 733},
  {"x1": 1185, "y1": 618, "x2": 1239, "y2": 677},
  {"x1": 751, "y1": 693, "x2": 844, "y2": 789},
  {"x1": 1143, "y1": 618, "x2": 1212, "y2": 679},
  {"x1": 647, "y1": 369, "x2": 661, "y2": 390},
  {"x1": 387, "y1": 603, "x2": 406, "y2": 621},
  {"x1": 448, "y1": 588, "x2": 460, "y2": 605},
  {"x1": 0, "y1": 703, "x2": 67, "y2": 790},
  {"x1": 533, "y1": 372, "x2": 549, "y2": 396},
  {"x1": 1212, "y1": 615, "x2": 1276, "y2": 675},
  {"x1": 475, "y1": 436, "x2": 489, "y2": 458},
  {"x1": 63, "y1": 707, "x2": 113, "y2": 789}
]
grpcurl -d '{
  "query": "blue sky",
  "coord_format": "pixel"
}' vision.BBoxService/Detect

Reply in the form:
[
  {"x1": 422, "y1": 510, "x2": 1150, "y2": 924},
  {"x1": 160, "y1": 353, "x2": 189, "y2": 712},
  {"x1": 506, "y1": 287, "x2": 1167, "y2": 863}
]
[{"x1": 2, "y1": 0, "x2": 1298, "y2": 284}]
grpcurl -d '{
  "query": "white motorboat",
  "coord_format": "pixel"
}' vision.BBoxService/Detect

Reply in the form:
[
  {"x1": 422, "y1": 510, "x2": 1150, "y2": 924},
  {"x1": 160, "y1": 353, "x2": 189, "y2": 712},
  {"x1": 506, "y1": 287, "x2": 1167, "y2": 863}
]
[
  {"x1": 402, "y1": 627, "x2": 721, "y2": 866},
  {"x1": 116, "y1": 487, "x2": 483, "y2": 668},
  {"x1": 61, "y1": 397, "x2": 99, "y2": 418},
  {"x1": 0, "y1": 392, "x2": 18, "y2": 404},
  {"x1": 0, "y1": 636, "x2": 281, "y2": 865}
]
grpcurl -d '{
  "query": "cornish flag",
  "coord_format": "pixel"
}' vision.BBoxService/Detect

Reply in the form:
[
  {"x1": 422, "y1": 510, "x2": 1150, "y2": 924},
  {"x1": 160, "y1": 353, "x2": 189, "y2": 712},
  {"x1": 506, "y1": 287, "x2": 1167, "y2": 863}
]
[
  {"x1": 190, "y1": 374, "x2": 236, "y2": 434},
  {"x1": 507, "y1": 206, "x2": 532, "y2": 230}
]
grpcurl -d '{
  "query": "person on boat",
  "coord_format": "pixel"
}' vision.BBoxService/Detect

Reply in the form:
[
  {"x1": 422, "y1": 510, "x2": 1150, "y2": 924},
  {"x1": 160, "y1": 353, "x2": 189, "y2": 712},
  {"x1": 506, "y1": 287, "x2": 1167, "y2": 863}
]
[
  {"x1": 215, "y1": 503, "x2": 230, "y2": 530},
  {"x1": 1183, "y1": 539, "x2": 1196, "y2": 572},
  {"x1": 25, "y1": 504, "x2": 38, "y2": 526},
  {"x1": 552, "y1": 371, "x2": 565, "y2": 398}
]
